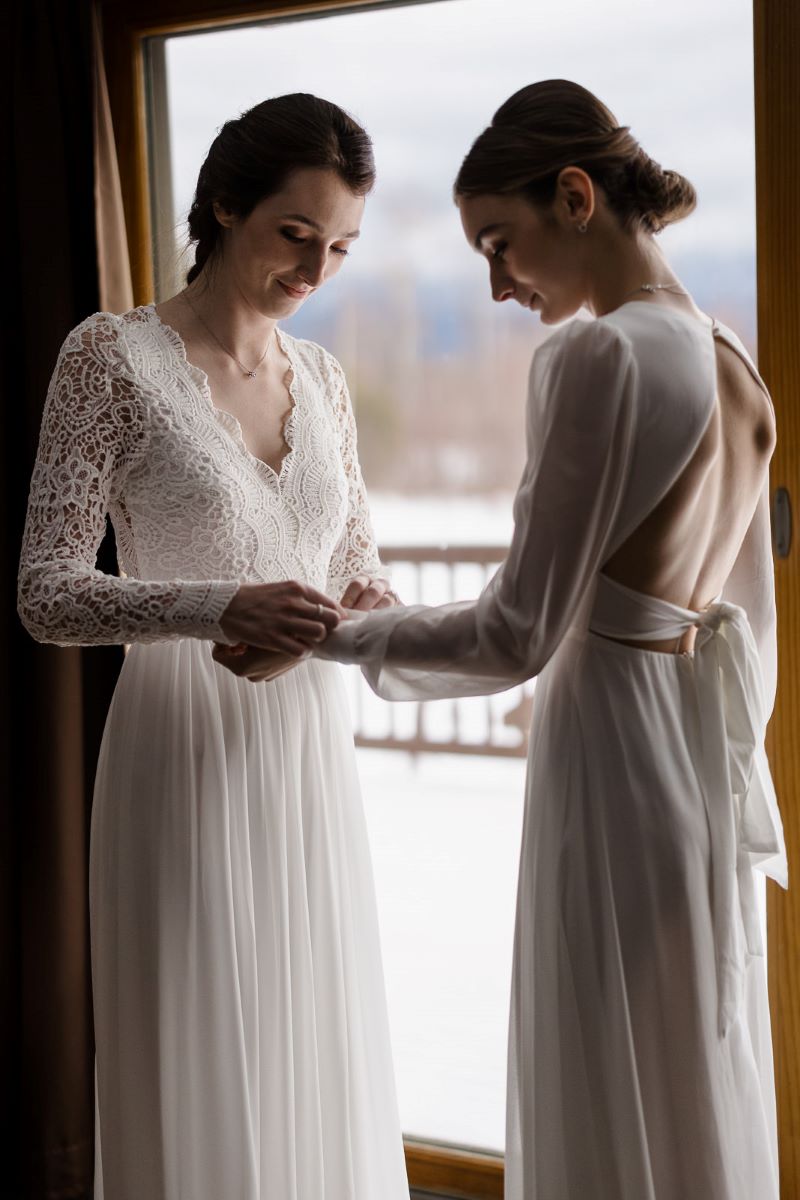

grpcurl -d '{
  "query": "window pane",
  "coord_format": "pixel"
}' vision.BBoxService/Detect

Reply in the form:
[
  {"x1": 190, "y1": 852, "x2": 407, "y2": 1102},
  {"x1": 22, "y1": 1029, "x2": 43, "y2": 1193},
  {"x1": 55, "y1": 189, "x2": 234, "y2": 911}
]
[{"x1": 158, "y1": 0, "x2": 755, "y2": 1152}]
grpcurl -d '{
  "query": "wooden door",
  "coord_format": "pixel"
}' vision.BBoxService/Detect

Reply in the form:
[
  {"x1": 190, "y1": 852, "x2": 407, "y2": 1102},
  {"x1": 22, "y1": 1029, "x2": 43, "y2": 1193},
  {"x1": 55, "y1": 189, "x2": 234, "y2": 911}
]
[{"x1": 756, "y1": 1, "x2": 800, "y2": 1193}]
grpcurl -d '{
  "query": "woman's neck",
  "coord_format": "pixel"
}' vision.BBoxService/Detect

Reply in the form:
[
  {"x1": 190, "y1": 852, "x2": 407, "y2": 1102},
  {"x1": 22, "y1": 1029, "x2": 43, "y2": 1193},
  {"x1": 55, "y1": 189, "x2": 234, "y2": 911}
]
[
  {"x1": 181, "y1": 271, "x2": 278, "y2": 364},
  {"x1": 583, "y1": 227, "x2": 699, "y2": 320}
]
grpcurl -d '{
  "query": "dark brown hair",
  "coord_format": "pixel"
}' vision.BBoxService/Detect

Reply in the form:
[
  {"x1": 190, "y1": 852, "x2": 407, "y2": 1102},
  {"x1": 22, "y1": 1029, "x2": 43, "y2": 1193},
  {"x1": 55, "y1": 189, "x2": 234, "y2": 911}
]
[
  {"x1": 454, "y1": 80, "x2": 696, "y2": 234},
  {"x1": 186, "y1": 93, "x2": 376, "y2": 284}
]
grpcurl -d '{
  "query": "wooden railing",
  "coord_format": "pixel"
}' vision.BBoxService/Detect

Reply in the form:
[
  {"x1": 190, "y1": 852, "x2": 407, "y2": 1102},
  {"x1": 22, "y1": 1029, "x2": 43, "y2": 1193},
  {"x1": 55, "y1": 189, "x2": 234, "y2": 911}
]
[{"x1": 348, "y1": 545, "x2": 534, "y2": 759}]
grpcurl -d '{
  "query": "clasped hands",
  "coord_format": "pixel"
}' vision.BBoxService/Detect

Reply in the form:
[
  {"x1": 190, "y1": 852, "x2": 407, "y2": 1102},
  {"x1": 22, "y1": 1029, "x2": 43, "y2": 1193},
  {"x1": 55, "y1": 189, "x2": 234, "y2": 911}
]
[{"x1": 212, "y1": 576, "x2": 398, "y2": 683}]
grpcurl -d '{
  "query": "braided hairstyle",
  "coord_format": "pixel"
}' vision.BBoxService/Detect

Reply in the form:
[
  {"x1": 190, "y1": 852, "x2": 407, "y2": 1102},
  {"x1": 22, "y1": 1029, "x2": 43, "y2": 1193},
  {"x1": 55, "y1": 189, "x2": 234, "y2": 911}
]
[
  {"x1": 454, "y1": 80, "x2": 696, "y2": 235},
  {"x1": 186, "y1": 93, "x2": 376, "y2": 284}
]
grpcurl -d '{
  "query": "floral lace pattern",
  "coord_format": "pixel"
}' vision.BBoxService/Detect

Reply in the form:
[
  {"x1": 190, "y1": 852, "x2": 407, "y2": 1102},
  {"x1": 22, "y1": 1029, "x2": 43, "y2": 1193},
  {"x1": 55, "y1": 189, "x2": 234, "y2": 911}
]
[{"x1": 18, "y1": 306, "x2": 382, "y2": 646}]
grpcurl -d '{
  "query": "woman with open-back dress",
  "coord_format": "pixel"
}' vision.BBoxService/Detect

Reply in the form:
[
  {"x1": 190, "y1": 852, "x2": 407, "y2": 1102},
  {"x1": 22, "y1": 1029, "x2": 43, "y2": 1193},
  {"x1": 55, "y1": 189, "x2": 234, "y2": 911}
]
[{"x1": 218, "y1": 80, "x2": 787, "y2": 1200}]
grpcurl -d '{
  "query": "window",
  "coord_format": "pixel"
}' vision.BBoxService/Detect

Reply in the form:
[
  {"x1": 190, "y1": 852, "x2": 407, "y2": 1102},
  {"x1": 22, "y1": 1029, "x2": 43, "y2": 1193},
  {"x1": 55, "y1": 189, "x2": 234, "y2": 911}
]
[{"x1": 145, "y1": 0, "x2": 757, "y2": 1159}]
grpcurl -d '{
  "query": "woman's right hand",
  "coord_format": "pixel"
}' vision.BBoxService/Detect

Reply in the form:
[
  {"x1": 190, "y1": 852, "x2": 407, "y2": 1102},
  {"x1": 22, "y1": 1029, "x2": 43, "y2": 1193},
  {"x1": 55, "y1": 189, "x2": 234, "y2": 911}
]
[{"x1": 218, "y1": 581, "x2": 345, "y2": 655}]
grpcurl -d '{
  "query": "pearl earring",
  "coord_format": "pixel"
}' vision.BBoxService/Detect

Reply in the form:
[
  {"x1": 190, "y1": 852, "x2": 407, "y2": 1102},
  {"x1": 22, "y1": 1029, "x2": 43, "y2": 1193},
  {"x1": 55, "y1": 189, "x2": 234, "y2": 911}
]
[{"x1": 577, "y1": 220, "x2": 589, "y2": 234}]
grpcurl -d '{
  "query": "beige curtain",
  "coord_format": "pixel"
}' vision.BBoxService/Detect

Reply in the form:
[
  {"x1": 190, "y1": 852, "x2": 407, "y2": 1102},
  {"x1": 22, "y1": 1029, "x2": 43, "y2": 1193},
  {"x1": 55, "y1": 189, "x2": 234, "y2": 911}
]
[{"x1": 92, "y1": 5, "x2": 134, "y2": 314}]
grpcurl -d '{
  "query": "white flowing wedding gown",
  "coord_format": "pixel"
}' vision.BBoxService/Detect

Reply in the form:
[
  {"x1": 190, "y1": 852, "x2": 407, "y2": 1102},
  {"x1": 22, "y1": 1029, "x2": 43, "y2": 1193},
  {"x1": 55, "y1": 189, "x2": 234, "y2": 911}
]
[
  {"x1": 17, "y1": 306, "x2": 410, "y2": 1200},
  {"x1": 320, "y1": 304, "x2": 787, "y2": 1200}
]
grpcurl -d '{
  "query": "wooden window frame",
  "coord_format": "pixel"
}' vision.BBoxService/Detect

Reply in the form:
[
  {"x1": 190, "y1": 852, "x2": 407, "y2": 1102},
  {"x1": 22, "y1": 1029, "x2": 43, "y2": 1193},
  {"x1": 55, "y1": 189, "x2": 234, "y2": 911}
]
[
  {"x1": 97, "y1": 0, "x2": 800, "y2": 1193},
  {"x1": 756, "y1": 0, "x2": 800, "y2": 1191}
]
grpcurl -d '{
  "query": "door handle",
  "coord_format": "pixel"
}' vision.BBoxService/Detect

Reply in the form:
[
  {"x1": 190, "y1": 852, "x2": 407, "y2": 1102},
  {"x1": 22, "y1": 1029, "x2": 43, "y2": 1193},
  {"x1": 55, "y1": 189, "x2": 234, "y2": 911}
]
[{"x1": 771, "y1": 486, "x2": 792, "y2": 558}]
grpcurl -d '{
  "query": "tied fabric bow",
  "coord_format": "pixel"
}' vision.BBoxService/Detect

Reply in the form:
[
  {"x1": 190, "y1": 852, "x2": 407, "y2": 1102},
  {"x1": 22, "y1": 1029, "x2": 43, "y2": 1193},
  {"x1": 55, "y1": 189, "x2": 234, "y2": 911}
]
[{"x1": 692, "y1": 600, "x2": 786, "y2": 1036}]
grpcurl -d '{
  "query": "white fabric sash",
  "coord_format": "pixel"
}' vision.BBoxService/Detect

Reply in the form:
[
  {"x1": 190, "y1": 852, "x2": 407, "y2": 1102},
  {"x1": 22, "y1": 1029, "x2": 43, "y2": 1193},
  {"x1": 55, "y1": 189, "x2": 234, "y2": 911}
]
[{"x1": 590, "y1": 572, "x2": 788, "y2": 1037}]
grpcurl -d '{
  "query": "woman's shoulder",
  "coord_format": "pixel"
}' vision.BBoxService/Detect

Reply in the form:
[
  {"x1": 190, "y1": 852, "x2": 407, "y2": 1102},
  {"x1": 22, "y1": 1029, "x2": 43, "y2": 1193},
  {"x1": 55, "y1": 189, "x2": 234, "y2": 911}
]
[
  {"x1": 59, "y1": 308, "x2": 123, "y2": 349},
  {"x1": 535, "y1": 305, "x2": 719, "y2": 395},
  {"x1": 599, "y1": 302, "x2": 717, "y2": 363},
  {"x1": 51, "y1": 310, "x2": 153, "y2": 433},
  {"x1": 58, "y1": 307, "x2": 154, "y2": 364},
  {"x1": 529, "y1": 316, "x2": 636, "y2": 398},
  {"x1": 711, "y1": 318, "x2": 761, "y2": 378},
  {"x1": 533, "y1": 314, "x2": 634, "y2": 368}
]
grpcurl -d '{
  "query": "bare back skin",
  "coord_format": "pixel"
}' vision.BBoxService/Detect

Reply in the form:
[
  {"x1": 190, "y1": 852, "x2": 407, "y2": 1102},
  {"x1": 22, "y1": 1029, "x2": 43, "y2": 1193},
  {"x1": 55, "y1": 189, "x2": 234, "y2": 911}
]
[{"x1": 601, "y1": 321, "x2": 776, "y2": 655}]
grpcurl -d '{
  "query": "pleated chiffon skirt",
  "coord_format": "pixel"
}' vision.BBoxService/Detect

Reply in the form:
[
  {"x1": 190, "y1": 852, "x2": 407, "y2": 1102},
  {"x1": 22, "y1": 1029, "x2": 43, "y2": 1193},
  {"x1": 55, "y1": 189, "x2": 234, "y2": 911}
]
[
  {"x1": 90, "y1": 639, "x2": 409, "y2": 1200},
  {"x1": 505, "y1": 630, "x2": 778, "y2": 1200}
]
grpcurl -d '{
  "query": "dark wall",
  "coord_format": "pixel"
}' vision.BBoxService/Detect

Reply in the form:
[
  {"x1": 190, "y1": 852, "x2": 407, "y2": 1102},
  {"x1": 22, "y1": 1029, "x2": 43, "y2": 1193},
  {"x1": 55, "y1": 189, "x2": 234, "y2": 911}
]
[{"x1": 2, "y1": 4, "x2": 123, "y2": 1197}]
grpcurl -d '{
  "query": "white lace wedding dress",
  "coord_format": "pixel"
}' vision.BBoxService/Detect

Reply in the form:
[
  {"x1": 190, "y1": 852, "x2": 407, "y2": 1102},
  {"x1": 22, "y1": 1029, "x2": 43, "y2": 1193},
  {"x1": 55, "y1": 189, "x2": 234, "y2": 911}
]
[
  {"x1": 17, "y1": 306, "x2": 409, "y2": 1200},
  {"x1": 320, "y1": 306, "x2": 787, "y2": 1199}
]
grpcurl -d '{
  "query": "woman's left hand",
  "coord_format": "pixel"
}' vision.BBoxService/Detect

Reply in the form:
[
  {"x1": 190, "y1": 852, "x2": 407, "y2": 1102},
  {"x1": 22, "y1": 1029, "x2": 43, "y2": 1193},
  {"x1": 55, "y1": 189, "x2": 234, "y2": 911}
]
[
  {"x1": 212, "y1": 642, "x2": 307, "y2": 682},
  {"x1": 340, "y1": 575, "x2": 400, "y2": 612}
]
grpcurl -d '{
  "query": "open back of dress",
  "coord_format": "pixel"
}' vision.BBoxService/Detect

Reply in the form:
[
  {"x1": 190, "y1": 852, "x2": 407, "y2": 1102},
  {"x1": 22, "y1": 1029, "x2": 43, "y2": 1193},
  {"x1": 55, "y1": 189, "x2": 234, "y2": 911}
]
[{"x1": 322, "y1": 303, "x2": 786, "y2": 1200}]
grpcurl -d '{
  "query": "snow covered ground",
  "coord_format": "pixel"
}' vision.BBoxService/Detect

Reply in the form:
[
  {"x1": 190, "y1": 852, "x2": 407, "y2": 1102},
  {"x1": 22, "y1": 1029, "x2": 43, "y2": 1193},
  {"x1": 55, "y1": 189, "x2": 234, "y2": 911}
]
[
  {"x1": 344, "y1": 497, "x2": 524, "y2": 1152},
  {"x1": 357, "y1": 747, "x2": 525, "y2": 1152},
  {"x1": 369, "y1": 492, "x2": 515, "y2": 549}
]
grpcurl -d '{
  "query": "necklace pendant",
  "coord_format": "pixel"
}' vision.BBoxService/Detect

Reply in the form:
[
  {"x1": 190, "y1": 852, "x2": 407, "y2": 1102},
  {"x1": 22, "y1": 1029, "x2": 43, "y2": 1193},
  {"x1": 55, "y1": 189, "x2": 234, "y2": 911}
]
[{"x1": 181, "y1": 291, "x2": 275, "y2": 379}]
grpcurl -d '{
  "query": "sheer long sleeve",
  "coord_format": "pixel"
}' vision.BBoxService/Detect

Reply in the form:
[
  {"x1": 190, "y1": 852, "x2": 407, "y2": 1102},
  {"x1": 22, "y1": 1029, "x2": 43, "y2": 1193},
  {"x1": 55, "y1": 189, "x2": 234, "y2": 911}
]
[
  {"x1": 17, "y1": 314, "x2": 239, "y2": 646},
  {"x1": 323, "y1": 354, "x2": 385, "y2": 600},
  {"x1": 317, "y1": 319, "x2": 638, "y2": 698}
]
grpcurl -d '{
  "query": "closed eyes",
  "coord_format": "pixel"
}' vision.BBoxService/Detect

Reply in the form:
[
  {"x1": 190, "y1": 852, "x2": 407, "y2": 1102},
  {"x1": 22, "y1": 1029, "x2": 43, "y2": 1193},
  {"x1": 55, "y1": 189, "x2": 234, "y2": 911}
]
[{"x1": 280, "y1": 228, "x2": 350, "y2": 256}]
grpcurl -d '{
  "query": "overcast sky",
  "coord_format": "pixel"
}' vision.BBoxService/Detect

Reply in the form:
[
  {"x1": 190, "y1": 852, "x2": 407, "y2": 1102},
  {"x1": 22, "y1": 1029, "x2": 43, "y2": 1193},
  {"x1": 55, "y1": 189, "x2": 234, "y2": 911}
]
[{"x1": 163, "y1": 0, "x2": 755, "y2": 290}]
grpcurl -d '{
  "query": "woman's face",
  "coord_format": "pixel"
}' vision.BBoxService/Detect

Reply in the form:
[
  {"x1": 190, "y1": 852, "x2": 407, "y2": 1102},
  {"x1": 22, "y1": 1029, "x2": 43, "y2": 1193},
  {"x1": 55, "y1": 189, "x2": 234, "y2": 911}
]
[
  {"x1": 213, "y1": 166, "x2": 365, "y2": 316},
  {"x1": 458, "y1": 187, "x2": 589, "y2": 325}
]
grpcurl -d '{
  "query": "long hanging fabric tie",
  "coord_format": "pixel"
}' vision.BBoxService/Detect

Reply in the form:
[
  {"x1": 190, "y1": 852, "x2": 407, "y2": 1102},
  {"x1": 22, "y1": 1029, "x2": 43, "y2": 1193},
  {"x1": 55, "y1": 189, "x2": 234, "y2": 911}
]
[{"x1": 590, "y1": 576, "x2": 786, "y2": 1038}]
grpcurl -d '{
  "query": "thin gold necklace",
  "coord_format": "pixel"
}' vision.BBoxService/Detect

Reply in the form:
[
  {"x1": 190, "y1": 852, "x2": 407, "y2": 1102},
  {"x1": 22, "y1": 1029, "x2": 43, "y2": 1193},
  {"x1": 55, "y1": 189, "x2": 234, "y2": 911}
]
[
  {"x1": 182, "y1": 290, "x2": 275, "y2": 379},
  {"x1": 620, "y1": 282, "x2": 689, "y2": 304}
]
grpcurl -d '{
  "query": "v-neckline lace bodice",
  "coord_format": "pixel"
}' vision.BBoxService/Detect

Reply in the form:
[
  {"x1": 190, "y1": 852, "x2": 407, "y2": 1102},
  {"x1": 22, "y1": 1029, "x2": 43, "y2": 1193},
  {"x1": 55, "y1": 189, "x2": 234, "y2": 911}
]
[
  {"x1": 146, "y1": 305, "x2": 301, "y2": 485},
  {"x1": 17, "y1": 306, "x2": 383, "y2": 647}
]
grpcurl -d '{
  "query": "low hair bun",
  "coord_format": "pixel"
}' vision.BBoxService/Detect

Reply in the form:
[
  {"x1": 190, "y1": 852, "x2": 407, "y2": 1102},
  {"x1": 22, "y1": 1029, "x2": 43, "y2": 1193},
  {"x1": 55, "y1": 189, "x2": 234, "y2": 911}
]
[
  {"x1": 621, "y1": 149, "x2": 697, "y2": 233},
  {"x1": 455, "y1": 79, "x2": 697, "y2": 237}
]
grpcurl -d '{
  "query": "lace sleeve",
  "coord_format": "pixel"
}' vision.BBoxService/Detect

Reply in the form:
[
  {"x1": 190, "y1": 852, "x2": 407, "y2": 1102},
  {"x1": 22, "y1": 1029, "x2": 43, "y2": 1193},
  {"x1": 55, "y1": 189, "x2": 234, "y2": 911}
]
[
  {"x1": 324, "y1": 354, "x2": 386, "y2": 600},
  {"x1": 17, "y1": 314, "x2": 239, "y2": 646}
]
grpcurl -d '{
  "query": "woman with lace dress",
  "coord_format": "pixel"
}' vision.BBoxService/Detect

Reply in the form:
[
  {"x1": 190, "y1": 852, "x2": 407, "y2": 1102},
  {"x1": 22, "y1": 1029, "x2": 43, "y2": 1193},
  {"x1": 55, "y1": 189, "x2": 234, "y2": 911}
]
[
  {"x1": 219, "y1": 81, "x2": 787, "y2": 1199},
  {"x1": 17, "y1": 94, "x2": 409, "y2": 1200}
]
